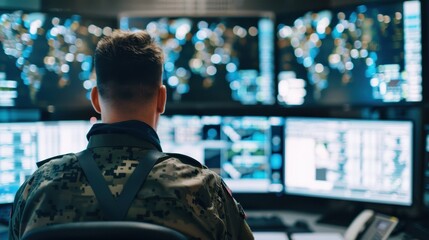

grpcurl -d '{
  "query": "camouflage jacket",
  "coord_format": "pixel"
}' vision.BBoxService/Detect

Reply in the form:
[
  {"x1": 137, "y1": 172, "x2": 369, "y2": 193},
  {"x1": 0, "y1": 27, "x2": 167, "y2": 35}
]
[{"x1": 9, "y1": 120, "x2": 254, "y2": 240}]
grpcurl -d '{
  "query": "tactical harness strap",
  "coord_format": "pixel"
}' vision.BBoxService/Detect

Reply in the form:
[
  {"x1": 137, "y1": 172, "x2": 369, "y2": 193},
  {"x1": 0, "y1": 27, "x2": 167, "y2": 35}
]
[
  {"x1": 36, "y1": 134, "x2": 202, "y2": 221},
  {"x1": 76, "y1": 134, "x2": 167, "y2": 221}
]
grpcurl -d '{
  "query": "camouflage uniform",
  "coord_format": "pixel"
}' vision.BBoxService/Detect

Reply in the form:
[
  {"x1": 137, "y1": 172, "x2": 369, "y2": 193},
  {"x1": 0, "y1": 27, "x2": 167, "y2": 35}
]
[{"x1": 9, "y1": 120, "x2": 254, "y2": 240}]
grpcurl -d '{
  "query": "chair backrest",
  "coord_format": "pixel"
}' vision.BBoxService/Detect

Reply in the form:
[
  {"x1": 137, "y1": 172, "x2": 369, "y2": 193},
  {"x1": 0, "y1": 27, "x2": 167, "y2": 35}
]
[{"x1": 21, "y1": 221, "x2": 188, "y2": 240}]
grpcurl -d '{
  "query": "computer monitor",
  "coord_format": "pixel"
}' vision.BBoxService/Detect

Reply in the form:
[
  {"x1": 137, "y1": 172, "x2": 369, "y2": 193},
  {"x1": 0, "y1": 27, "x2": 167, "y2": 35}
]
[
  {"x1": 0, "y1": 10, "x2": 116, "y2": 111},
  {"x1": 0, "y1": 120, "x2": 93, "y2": 204},
  {"x1": 119, "y1": 12, "x2": 275, "y2": 107},
  {"x1": 157, "y1": 115, "x2": 284, "y2": 193},
  {"x1": 276, "y1": 0, "x2": 422, "y2": 106},
  {"x1": 284, "y1": 117, "x2": 413, "y2": 206}
]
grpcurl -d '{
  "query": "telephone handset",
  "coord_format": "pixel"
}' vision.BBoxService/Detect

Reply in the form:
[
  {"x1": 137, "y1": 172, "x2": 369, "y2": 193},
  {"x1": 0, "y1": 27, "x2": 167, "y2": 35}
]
[{"x1": 344, "y1": 209, "x2": 399, "y2": 240}]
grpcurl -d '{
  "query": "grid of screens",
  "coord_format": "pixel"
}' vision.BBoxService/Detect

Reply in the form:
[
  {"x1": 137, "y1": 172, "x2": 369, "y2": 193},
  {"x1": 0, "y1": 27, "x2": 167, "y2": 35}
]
[
  {"x1": 276, "y1": 0, "x2": 422, "y2": 106},
  {"x1": 158, "y1": 115, "x2": 284, "y2": 193},
  {"x1": 0, "y1": 121, "x2": 92, "y2": 204},
  {"x1": 0, "y1": 11, "x2": 116, "y2": 110},
  {"x1": 0, "y1": 116, "x2": 415, "y2": 207},
  {"x1": 284, "y1": 117, "x2": 413, "y2": 206},
  {"x1": 120, "y1": 14, "x2": 275, "y2": 106}
]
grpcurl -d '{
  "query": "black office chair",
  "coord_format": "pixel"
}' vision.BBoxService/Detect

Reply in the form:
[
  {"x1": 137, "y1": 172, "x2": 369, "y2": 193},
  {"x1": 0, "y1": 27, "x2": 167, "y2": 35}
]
[{"x1": 21, "y1": 221, "x2": 188, "y2": 240}]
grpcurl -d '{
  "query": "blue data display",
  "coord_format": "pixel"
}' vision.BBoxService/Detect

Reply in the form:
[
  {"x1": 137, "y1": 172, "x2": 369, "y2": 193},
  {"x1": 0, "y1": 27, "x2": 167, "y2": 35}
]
[
  {"x1": 0, "y1": 121, "x2": 93, "y2": 204},
  {"x1": 158, "y1": 115, "x2": 284, "y2": 193}
]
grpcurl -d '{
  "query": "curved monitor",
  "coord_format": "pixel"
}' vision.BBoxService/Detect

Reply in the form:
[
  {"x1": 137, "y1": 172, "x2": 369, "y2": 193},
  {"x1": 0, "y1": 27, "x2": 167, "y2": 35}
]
[
  {"x1": 276, "y1": 0, "x2": 421, "y2": 106},
  {"x1": 120, "y1": 12, "x2": 275, "y2": 107},
  {"x1": 284, "y1": 117, "x2": 413, "y2": 206}
]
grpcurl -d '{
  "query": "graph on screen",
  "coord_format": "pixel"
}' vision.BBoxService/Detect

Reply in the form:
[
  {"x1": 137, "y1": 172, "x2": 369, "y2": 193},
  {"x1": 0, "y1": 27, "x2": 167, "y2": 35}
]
[{"x1": 284, "y1": 117, "x2": 413, "y2": 206}]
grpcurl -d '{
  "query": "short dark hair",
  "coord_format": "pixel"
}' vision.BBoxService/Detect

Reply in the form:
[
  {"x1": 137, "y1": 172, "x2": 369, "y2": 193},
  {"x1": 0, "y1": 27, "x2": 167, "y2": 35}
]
[{"x1": 94, "y1": 30, "x2": 164, "y2": 102}]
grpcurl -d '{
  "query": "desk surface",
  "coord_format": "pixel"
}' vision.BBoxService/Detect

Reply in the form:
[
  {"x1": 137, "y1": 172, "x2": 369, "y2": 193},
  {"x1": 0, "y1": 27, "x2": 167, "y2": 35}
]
[
  {"x1": 248, "y1": 210, "x2": 346, "y2": 233},
  {"x1": 0, "y1": 210, "x2": 412, "y2": 240},
  {"x1": 247, "y1": 210, "x2": 406, "y2": 240}
]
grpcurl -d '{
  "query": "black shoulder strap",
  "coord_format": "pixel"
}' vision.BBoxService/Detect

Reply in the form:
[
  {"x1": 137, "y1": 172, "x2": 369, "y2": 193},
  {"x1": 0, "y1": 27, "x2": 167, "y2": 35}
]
[{"x1": 76, "y1": 149, "x2": 167, "y2": 221}]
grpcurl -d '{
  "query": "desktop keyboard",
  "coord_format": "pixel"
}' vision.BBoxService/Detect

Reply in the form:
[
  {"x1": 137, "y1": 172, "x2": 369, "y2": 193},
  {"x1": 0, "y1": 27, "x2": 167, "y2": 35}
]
[
  {"x1": 404, "y1": 221, "x2": 429, "y2": 240},
  {"x1": 246, "y1": 216, "x2": 288, "y2": 231}
]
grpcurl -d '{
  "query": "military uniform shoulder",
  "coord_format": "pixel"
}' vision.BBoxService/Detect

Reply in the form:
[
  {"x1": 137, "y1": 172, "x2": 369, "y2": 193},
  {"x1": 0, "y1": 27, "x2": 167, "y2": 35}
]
[
  {"x1": 164, "y1": 152, "x2": 203, "y2": 168},
  {"x1": 36, "y1": 153, "x2": 77, "y2": 168}
]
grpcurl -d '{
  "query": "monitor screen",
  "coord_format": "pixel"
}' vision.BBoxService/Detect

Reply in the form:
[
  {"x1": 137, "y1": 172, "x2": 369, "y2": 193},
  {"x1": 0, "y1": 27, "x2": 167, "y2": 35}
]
[
  {"x1": 120, "y1": 13, "x2": 275, "y2": 106},
  {"x1": 284, "y1": 117, "x2": 413, "y2": 206},
  {"x1": 0, "y1": 120, "x2": 93, "y2": 204},
  {"x1": 0, "y1": 11, "x2": 116, "y2": 110},
  {"x1": 157, "y1": 115, "x2": 284, "y2": 193},
  {"x1": 276, "y1": 0, "x2": 421, "y2": 106}
]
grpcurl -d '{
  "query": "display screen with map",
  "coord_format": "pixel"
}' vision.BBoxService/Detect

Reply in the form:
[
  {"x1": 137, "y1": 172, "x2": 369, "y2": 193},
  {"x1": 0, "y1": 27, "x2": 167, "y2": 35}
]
[
  {"x1": 0, "y1": 11, "x2": 116, "y2": 111},
  {"x1": 276, "y1": 1, "x2": 421, "y2": 106},
  {"x1": 120, "y1": 13, "x2": 275, "y2": 107}
]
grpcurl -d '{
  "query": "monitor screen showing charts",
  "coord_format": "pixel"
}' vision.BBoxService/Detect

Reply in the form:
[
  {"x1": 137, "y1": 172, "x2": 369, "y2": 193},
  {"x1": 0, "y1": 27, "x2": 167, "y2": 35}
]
[
  {"x1": 157, "y1": 115, "x2": 284, "y2": 193},
  {"x1": 0, "y1": 120, "x2": 93, "y2": 204},
  {"x1": 283, "y1": 117, "x2": 413, "y2": 206}
]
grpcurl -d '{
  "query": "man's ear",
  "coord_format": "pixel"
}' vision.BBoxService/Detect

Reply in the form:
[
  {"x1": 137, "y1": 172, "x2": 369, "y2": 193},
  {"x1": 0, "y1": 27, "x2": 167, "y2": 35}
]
[
  {"x1": 156, "y1": 85, "x2": 167, "y2": 114},
  {"x1": 91, "y1": 86, "x2": 101, "y2": 114}
]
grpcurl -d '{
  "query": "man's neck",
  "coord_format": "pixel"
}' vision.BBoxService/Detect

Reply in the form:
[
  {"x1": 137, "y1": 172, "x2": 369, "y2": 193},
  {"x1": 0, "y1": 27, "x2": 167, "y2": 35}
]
[
  {"x1": 101, "y1": 112, "x2": 158, "y2": 129},
  {"x1": 98, "y1": 98, "x2": 160, "y2": 130}
]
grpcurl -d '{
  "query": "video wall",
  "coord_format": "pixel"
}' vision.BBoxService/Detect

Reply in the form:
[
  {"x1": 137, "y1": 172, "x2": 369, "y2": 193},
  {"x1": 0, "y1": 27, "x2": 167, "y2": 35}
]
[
  {"x1": 0, "y1": 0, "x2": 426, "y2": 214},
  {"x1": 0, "y1": 1, "x2": 422, "y2": 111}
]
